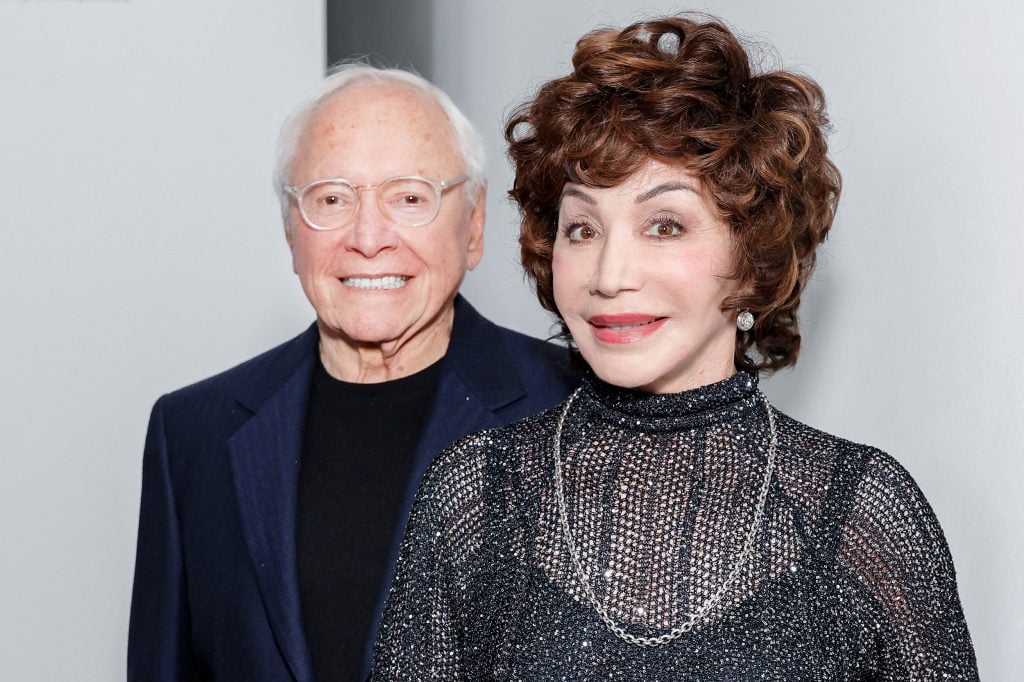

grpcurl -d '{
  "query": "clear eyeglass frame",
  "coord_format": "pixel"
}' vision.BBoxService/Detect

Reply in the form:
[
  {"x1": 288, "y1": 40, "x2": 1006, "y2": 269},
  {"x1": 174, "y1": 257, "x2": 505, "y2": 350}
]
[{"x1": 285, "y1": 174, "x2": 470, "y2": 231}]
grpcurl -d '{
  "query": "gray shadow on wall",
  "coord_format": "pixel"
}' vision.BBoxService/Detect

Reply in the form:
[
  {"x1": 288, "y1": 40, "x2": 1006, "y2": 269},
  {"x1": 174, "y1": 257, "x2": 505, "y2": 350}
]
[{"x1": 327, "y1": 0, "x2": 435, "y2": 78}]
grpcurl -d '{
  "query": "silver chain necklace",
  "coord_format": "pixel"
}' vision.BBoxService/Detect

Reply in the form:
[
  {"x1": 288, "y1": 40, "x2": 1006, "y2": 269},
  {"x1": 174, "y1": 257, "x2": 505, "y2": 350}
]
[{"x1": 551, "y1": 385, "x2": 778, "y2": 648}]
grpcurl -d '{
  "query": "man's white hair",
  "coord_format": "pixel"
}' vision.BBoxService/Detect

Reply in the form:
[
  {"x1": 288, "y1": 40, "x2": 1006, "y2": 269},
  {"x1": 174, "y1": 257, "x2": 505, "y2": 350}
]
[{"x1": 273, "y1": 63, "x2": 487, "y2": 233}]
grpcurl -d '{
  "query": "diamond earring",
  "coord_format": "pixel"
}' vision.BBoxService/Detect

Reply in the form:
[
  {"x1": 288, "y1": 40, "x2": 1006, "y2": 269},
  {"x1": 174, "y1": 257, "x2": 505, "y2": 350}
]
[{"x1": 736, "y1": 310, "x2": 755, "y2": 331}]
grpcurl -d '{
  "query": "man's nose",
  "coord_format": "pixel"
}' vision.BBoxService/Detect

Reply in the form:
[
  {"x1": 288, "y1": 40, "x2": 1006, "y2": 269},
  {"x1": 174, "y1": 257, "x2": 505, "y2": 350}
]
[
  {"x1": 343, "y1": 188, "x2": 400, "y2": 257},
  {"x1": 588, "y1": 232, "x2": 642, "y2": 296}
]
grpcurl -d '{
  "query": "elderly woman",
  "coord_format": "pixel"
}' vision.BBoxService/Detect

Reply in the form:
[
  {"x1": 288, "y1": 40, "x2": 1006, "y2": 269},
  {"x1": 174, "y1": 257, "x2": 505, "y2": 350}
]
[{"x1": 371, "y1": 16, "x2": 977, "y2": 680}]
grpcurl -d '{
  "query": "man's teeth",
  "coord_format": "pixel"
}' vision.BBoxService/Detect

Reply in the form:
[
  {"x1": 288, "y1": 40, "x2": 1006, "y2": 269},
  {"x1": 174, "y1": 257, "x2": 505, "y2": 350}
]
[{"x1": 342, "y1": 276, "x2": 408, "y2": 290}]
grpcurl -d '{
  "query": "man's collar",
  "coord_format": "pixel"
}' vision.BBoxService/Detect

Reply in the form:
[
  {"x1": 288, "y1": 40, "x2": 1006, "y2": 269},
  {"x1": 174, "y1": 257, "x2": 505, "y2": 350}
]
[{"x1": 232, "y1": 323, "x2": 319, "y2": 415}]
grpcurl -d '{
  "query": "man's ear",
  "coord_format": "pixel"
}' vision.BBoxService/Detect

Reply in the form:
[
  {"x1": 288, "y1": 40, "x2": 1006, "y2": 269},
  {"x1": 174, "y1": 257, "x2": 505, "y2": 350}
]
[
  {"x1": 466, "y1": 184, "x2": 486, "y2": 271},
  {"x1": 285, "y1": 224, "x2": 298, "y2": 274}
]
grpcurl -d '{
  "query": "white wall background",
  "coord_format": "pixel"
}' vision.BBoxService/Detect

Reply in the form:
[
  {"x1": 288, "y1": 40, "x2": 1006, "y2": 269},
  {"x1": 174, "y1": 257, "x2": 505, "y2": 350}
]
[
  {"x1": 437, "y1": 1, "x2": 1023, "y2": 678},
  {"x1": 0, "y1": 1, "x2": 323, "y2": 679},
  {"x1": 1, "y1": 0, "x2": 1020, "y2": 679}
]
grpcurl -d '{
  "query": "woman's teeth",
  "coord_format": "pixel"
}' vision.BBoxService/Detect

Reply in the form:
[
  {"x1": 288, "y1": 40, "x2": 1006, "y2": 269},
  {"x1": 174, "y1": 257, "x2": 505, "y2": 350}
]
[{"x1": 602, "y1": 320, "x2": 655, "y2": 330}]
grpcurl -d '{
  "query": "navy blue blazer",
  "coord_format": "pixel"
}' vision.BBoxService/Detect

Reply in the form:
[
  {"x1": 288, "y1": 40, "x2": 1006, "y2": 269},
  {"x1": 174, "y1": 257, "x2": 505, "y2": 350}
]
[{"x1": 128, "y1": 296, "x2": 577, "y2": 681}]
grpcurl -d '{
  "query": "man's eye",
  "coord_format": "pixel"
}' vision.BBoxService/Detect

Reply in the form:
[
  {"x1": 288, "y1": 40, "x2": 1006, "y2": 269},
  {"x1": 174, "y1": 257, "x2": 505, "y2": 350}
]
[
  {"x1": 312, "y1": 191, "x2": 352, "y2": 212},
  {"x1": 389, "y1": 193, "x2": 431, "y2": 211},
  {"x1": 646, "y1": 220, "x2": 683, "y2": 237}
]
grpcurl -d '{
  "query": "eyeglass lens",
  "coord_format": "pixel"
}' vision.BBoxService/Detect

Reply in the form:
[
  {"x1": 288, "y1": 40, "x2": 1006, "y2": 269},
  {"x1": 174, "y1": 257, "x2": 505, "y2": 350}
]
[{"x1": 301, "y1": 177, "x2": 440, "y2": 229}]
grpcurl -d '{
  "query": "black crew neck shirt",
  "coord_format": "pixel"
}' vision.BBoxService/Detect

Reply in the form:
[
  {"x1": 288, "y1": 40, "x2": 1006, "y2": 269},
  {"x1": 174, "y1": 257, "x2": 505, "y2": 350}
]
[{"x1": 297, "y1": 356, "x2": 442, "y2": 681}]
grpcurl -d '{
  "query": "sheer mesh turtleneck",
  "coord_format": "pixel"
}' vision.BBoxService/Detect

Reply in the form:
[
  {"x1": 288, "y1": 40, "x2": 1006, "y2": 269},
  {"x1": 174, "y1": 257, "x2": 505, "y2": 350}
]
[{"x1": 372, "y1": 372, "x2": 978, "y2": 680}]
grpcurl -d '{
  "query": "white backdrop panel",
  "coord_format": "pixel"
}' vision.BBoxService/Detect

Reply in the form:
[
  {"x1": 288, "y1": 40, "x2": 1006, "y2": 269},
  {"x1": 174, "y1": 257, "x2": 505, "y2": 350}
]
[{"x1": 0, "y1": 1, "x2": 323, "y2": 679}]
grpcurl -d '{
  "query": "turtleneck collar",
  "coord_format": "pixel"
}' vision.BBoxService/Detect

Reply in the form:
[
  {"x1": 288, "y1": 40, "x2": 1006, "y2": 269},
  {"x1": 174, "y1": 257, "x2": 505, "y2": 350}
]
[{"x1": 576, "y1": 370, "x2": 761, "y2": 432}]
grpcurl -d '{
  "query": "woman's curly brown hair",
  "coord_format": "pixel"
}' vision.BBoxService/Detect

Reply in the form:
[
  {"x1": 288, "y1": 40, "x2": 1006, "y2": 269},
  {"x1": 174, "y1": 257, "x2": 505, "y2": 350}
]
[{"x1": 505, "y1": 15, "x2": 841, "y2": 373}]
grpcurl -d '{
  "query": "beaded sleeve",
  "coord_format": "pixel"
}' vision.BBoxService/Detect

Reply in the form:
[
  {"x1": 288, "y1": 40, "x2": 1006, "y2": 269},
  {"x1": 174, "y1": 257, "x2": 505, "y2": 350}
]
[{"x1": 836, "y1": 453, "x2": 978, "y2": 679}]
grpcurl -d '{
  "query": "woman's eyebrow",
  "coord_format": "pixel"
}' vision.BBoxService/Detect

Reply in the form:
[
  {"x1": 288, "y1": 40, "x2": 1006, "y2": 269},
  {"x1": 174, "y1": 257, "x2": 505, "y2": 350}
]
[
  {"x1": 560, "y1": 186, "x2": 596, "y2": 205},
  {"x1": 636, "y1": 181, "x2": 697, "y2": 203}
]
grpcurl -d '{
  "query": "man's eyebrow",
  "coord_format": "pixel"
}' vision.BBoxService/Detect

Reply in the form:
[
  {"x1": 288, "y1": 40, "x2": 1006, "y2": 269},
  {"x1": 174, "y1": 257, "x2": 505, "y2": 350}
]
[
  {"x1": 636, "y1": 181, "x2": 697, "y2": 203},
  {"x1": 560, "y1": 186, "x2": 596, "y2": 205}
]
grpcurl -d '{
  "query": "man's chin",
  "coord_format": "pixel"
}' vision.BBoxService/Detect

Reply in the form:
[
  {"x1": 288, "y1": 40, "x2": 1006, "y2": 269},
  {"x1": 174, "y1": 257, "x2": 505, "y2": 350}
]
[
  {"x1": 320, "y1": 322, "x2": 407, "y2": 348},
  {"x1": 315, "y1": 298, "x2": 456, "y2": 358}
]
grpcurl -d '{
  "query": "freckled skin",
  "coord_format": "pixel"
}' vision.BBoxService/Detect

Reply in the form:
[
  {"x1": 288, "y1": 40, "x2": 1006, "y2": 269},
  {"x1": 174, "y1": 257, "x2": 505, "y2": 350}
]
[{"x1": 286, "y1": 83, "x2": 485, "y2": 383}]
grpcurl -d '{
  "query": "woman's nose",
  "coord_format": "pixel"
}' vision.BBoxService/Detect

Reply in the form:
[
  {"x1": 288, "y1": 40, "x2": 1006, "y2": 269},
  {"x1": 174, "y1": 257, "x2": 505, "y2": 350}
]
[{"x1": 588, "y1": 233, "x2": 642, "y2": 296}]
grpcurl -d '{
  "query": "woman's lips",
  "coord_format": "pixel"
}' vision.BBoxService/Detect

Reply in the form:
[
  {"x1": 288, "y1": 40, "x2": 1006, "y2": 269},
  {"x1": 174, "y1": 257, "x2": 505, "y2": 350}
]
[{"x1": 587, "y1": 314, "x2": 668, "y2": 344}]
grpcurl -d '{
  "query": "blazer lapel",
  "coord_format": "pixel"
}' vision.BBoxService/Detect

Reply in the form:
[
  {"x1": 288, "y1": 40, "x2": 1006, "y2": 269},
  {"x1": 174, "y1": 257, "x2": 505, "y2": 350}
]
[
  {"x1": 408, "y1": 369, "x2": 493, "y2": 487},
  {"x1": 228, "y1": 328, "x2": 317, "y2": 682}
]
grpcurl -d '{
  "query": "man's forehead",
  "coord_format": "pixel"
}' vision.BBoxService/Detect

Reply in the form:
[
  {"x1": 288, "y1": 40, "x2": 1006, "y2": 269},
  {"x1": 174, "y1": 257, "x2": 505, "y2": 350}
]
[
  {"x1": 313, "y1": 82, "x2": 447, "y2": 134},
  {"x1": 291, "y1": 80, "x2": 462, "y2": 180}
]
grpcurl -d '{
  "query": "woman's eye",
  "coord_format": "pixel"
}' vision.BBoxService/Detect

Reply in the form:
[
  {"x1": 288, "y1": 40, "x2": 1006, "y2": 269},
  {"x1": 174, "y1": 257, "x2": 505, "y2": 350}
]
[
  {"x1": 565, "y1": 223, "x2": 597, "y2": 242},
  {"x1": 646, "y1": 219, "x2": 683, "y2": 238}
]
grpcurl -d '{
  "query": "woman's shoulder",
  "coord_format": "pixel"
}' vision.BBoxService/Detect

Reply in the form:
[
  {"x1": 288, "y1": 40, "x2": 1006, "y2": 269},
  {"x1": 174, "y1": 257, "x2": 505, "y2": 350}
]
[
  {"x1": 772, "y1": 409, "x2": 904, "y2": 487},
  {"x1": 413, "y1": 404, "x2": 564, "y2": 514},
  {"x1": 773, "y1": 410, "x2": 919, "y2": 489},
  {"x1": 771, "y1": 410, "x2": 942, "y2": 542},
  {"x1": 394, "y1": 406, "x2": 563, "y2": 569},
  {"x1": 773, "y1": 410, "x2": 879, "y2": 461}
]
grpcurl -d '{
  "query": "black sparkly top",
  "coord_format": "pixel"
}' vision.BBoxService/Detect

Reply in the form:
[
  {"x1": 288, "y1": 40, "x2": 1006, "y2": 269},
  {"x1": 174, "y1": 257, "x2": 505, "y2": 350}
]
[{"x1": 371, "y1": 372, "x2": 978, "y2": 680}]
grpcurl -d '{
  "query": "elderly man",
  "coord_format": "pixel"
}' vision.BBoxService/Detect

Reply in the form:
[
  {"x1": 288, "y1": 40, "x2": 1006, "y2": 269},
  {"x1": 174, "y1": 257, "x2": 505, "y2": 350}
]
[{"x1": 127, "y1": 66, "x2": 575, "y2": 681}]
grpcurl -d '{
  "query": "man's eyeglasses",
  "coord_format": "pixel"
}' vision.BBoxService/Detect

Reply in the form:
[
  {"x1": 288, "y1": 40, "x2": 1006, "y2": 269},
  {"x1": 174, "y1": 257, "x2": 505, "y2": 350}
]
[{"x1": 286, "y1": 174, "x2": 470, "y2": 231}]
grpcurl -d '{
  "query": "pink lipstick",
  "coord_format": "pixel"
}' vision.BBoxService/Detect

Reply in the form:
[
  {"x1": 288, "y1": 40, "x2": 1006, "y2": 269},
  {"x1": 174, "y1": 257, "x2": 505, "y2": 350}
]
[{"x1": 587, "y1": 314, "x2": 667, "y2": 344}]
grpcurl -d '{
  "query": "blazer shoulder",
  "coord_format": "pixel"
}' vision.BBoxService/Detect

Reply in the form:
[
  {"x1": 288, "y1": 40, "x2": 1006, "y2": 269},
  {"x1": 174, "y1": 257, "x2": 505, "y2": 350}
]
[
  {"x1": 493, "y1": 325, "x2": 579, "y2": 417},
  {"x1": 496, "y1": 323, "x2": 572, "y2": 367},
  {"x1": 158, "y1": 324, "x2": 317, "y2": 413},
  {"x1": 492, "y1": 323, "x2": 577, "y2": 388},
  {"x1": 449, "y1": 297, "x2": 578, "y2": 417}
]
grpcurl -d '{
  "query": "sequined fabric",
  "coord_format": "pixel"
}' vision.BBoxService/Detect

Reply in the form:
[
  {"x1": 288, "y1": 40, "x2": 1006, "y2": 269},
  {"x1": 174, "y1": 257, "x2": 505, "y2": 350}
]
[{"x1": 371, "y1": 372, "x2": 978, "y2": 680}]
